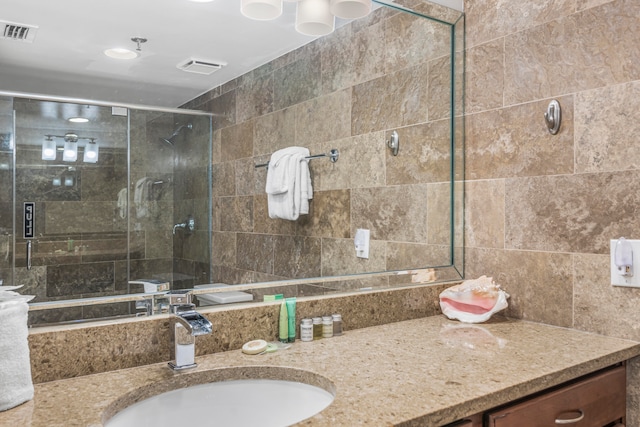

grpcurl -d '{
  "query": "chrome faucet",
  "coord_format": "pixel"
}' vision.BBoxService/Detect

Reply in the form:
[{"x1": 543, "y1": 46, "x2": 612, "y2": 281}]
[
  {"x1": 168, "y1": 291, "x2": 212, "y2": 370},
  {"x1": 172, "y1": 215, "x2": 195, "y2": 235}
]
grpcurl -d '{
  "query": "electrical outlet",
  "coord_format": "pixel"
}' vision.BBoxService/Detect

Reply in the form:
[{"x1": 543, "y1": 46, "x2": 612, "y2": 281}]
[{"x1": 611, "y1": 239, "x2": 640, "y2": 288}]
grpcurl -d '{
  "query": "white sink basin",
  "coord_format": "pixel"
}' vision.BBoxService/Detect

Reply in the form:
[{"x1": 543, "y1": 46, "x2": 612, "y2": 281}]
[{"x1": 104, "y1": 367, "x2": 335, "y2": 427}]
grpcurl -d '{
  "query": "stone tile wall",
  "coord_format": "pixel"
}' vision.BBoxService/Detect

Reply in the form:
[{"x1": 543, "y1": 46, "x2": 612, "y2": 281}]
[
  {"x1": 185, "y1": 5, "x2": 458, "y2": 286},
  {"x1": 463, "y1": 0, "x2": 640, "y2": 421}
]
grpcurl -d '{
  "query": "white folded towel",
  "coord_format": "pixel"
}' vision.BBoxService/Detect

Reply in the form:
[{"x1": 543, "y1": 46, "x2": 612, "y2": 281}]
[
  {"x1": 134, "y1": 177, "x2": 153, "y2": 218},
  {"x1": 265, "y1": 147, "x2": 313, "y2": 220},
  {"x1": 117, "y1": 188, "x2": 128, "y2": 219},
  {"x1": 0, "y1": 298, "x2": 34, "y2": 412}
]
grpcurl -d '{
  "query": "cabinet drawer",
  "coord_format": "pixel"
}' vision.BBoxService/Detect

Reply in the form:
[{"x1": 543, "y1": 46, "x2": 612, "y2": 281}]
[{"x1": 486, "y1": 365, "x2": 625, "y2": 427}]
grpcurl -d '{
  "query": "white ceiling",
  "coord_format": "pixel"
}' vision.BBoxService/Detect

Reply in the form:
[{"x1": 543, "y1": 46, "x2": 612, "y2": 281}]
[{"x1": 0, "y1": 0, "x2": 462, "y2": 109}]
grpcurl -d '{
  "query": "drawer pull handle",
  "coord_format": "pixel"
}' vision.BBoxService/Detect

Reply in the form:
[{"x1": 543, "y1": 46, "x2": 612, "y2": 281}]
[{"x1": 555, "y1": 410, "x2": 584, "y2": 424}]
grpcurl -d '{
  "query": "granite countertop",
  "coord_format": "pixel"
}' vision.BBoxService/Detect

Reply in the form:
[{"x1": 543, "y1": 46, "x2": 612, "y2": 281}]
[{"x1": 3, "y1": 316, "x2": 640, "y2": 427}]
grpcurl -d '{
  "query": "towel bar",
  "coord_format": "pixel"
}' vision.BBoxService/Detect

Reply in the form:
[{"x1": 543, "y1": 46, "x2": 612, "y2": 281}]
[{"x1": 255, "y1": 148, "x2": 339, "y2": 169}]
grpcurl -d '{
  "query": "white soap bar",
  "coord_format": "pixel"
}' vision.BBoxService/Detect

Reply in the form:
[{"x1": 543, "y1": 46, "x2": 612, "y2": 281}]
[{"x1": 242, "y1": 339, "x2": 268, "y2": 355}]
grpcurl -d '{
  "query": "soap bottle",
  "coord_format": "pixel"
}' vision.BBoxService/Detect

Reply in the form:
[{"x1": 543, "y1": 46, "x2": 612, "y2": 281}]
[{"x1": 279, "y1": 301, "x2": 289, "y2": 343}]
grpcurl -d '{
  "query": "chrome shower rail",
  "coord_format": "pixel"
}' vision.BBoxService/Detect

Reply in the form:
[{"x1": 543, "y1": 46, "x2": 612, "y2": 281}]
[{"x1": 255, "y1": 148, "x2": 339, "y2": 169}]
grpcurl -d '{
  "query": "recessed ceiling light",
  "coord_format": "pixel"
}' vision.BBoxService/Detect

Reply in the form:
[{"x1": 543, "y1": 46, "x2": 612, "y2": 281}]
[
  {"x1": 104, "y1": 48, "x2": 139, "y2": 60},
  {"x1": 68, "y1": 117, "x2": 89, "y2": 123}
]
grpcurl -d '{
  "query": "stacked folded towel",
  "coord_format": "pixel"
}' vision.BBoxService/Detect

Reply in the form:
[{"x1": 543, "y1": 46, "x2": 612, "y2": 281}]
[
  {"x1": 0, "y1": 286, "x2": 34, "y2": 412},
  {"x1": 265, "y1": 147, "x2": 313, "y2": 221},
  {"x1": 134, "y1": 177, "x2": 153, "y2": 218}
]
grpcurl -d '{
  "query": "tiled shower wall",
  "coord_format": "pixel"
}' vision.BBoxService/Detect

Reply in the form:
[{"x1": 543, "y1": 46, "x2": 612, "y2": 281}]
[
  {"x1": 184, "y1": 3, "x2": 461, "y2": 287},
  {"x1": 462, "y1": 0, "x2": 640, "y2": 421}
]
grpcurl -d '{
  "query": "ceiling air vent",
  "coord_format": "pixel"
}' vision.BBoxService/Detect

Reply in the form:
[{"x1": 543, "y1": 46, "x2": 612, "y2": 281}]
[
  {"x1": 177, "y1": 58, "x2": 226, "y2": 75},
  {"x1": 0, "y1": 20, "x2": 38, "y2": 42}
]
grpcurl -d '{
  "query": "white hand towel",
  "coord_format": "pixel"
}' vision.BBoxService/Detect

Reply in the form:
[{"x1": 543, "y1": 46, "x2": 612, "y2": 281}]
[
  {"x1": 134, "y1": 177, "x2": 151, "y2": 218},
  {"x1": 266, "y1": 147, "x2": 313, "y2": 221},
  {"x1": 117, "y1": 188, "x2": 128, "y2": 219},
  {"x1": 0, "y1": 298, "x2": 34, "y2": 412}
]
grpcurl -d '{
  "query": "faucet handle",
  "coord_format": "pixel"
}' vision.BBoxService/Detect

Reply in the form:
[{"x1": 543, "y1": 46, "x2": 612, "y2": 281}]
[{"x1": 168, "y1": 290, "x2": 192, "y2": 311}]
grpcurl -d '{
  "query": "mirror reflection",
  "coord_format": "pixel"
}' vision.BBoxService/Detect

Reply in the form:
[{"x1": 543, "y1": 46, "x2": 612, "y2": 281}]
[{"x1": 0, "y1": 0, "x2": 464, "y2": 326}]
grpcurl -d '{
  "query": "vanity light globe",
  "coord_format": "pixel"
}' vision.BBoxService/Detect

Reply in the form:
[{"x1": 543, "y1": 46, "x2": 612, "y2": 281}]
[
  {"x1": 241, "y1": 0, "x2": 283, "y2": 20},
  {"x1": 329, "y1": 0, "x2": 371, "y2": 19},
  {"x1": 296, "y1": 0, "x2": 335, "y2": 36}
]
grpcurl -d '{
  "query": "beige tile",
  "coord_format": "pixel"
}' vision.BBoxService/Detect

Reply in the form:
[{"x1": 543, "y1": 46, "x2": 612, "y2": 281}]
[
  {"x1": 351, "y1": 184, "x2": 429, "y2": 243},
  {"x1": 253, "y1": 107, "x2": 296, "y2": 157},
  {"x1": 505, "y1": 171, "x2": 640, "y2": 254},
  {"x1": 386, "y1": 242, "x2": 450, "y2": 271},
  {"x1": 465, "y1": 179, "x2": 505, "y2": 249},
  {"x1": 465, "y1": 0, "x2": 576, "y2": 48},
  {"x1": 297, "y1": 190, "x2": 351, "y2": 239},
  {"x1": 212, "y1": 129, "x2": 221, "y2": 164},
  {"x1": 236, "y1": 233, "x2": 274, "y2": 274},
  {"x1": 465, "y1": 247, "x2": 574, "y2": 327},
  {"x1": 504, "y1": 0, "x2": 640, "y2": 105},
  {"x1": 576, "y1": 0, "x2": 615, "y2": 10},
  {"x1": 427, "y1": 56, "x2": 453, "y2": 121},
  {"x1": 221, "y1": 120, "x2": 253, "y2": 162},
  {"x1": 574, "y1": 253, "x2": 640, "y2": 340},
  {"x1": 212, "y1": 232, "x2": 236, "y2": 268},
  {"x1": 383, "y1": 11, "x2": 450, "y2": 73},
  {"x1": 274, "y1": 52, "x2": 322, "y2": 110},
  {"x1": 465, "y1": 38, "x2": 504, "y2": 114},
  {"x1": 219, "y1": 196, "x2": 253, "y2": 232},
  {"x1": 321, "y1": 23, "x2": 386, "y2": 94},
  {"x1": 273, "y1": 235, "x2": 322, "y2": 278},
  {"x1": 235, "y1": 158, "x2": 261, "y2": 196},
  {"x1": 206, "y1": 89, "x2": 236, "y2": 131},
  {"x1": 575, "y1": 81, "x2": 640, "y2": 173},
  {"x1": 386, "y1": 120, "x2": 451, "y2": 185},
  {"x1": 466, "y1": 96, "x2": 574, "y2": 180},
  {"x1": 352, "y1": 63, "x2": 429, "y2": 135},
  {"x1": 211, "y1": 162, "x2": 235, "y2": 198},
  {"x1": 321, "y1": 237, "x2": 386, "y2": 276},
  {"x1": 236, "y1": 73, "x2": 274, "y2": 123},
  {"x1": 295, "y1": 89, "x2": 352, "y2": 145},
  {"x1": 310, "y1": 132, "x2": 386, "y2": 192},
  {"x1": 427, "y1": 182, "x2": 453, "y2": 246},
  {"x1": 252, "y1": 194, "x2": 297, "y2": 236}
]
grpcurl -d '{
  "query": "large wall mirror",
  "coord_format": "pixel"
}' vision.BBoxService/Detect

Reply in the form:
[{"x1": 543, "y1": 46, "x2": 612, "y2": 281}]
[{"x1": 0, "y1": 0, "x2": 464, "y2": 325}]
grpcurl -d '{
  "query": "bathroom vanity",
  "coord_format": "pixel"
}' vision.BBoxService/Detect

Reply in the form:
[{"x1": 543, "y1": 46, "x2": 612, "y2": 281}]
[{"x1": 1, "y1": 315, "x2": 638, "y2": 426}]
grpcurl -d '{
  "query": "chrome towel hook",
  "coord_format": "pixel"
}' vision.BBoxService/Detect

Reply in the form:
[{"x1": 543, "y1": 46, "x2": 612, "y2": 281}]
[
  {"x1": 387, "y1": 130, "x2": 399, "y2": 156},
  {"x1": 544, "y1": 99, "x2": 561, "y2": 135}
]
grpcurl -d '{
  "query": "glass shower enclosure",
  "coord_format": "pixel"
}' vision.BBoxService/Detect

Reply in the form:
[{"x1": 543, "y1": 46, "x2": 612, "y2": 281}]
[{"x1": 0, "y1": 95, "x2": 212, "y2": 325}]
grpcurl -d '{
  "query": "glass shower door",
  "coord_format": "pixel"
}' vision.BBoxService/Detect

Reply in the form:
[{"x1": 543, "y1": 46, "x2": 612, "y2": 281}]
[{"x1": 13, "y1": 98, "x2": 129, "y2": 323}]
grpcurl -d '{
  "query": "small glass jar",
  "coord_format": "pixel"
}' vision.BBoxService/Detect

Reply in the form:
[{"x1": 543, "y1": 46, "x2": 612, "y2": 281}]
[
  {"x1": 332, "y1": 313, "x2": 343, "y2": 336},
  {"x1": 322, "y1": 316, "x2": 333, "y2": 338},
  {"x1": 300, "y1": 318, "x2": 313, "y2": 342},
  {"x1": 312, "y1": 317, "x2": 323, "y2": 340}
]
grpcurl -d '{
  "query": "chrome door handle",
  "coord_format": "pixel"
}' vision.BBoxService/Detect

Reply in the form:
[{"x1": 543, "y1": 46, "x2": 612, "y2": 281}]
[
  {"x1": 26, "y1": 240, "x2": 32, "y2": 270},
  {"x1": 555, "y1": 409, "x2": 584, "y2": 424}
]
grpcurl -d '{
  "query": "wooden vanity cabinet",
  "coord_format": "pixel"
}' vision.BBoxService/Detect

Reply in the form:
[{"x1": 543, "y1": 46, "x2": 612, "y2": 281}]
[
  {"x1": 444, "y1": 364, "x2": 626, "y2": 427},
  {"x1": 485, "y1": 365, "x2": 626, "y2": 427}
]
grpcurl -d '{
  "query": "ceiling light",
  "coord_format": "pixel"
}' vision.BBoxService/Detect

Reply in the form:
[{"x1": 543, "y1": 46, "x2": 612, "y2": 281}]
[
  {"x1": 42, "y1": 136, "x2": 56, "y2": 161},
  {"x1": 68, "y1": 117, "x2": 89, "y2": 123},
  {"x1": 296, "y1": 0, "x2": 335, "y2": 36},
  {"x1": 188, "y1": 0, "x2": 215, "y2": 2},
  {"x1": 241, "y1": 0, "x2": 283, "y2": 20},
  {"x1": 83, "y1": 139, "x2": 99, "y2": 163},
  {"x1": 329, "y1": 0, "x2": 371, "y2": 19},
  {"x1": 104, "y1": 48, "x2": 138, "y2": 60}
]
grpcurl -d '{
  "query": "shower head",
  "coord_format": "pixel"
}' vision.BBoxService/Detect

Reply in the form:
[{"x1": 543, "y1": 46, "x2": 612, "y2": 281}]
[{"x1": 159, "y1": 123, "x2": 193, "y2": 145}]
